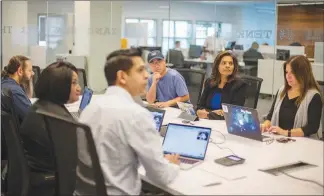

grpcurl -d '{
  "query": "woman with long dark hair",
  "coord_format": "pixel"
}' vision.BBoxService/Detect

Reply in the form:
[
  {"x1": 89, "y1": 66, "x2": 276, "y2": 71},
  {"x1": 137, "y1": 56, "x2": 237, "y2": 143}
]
[
  {"x1": 197, "y1": 51, "x2": 247, "y2": 120},
  {"x1": 262, "y1": 55, "x2": 322, "y2": 137}
]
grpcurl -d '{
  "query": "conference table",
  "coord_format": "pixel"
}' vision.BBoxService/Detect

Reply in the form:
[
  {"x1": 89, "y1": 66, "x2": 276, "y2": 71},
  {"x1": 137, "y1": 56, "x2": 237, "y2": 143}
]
[{"x1": 30, "y1": 95, "x2": 324, "y2": 195}]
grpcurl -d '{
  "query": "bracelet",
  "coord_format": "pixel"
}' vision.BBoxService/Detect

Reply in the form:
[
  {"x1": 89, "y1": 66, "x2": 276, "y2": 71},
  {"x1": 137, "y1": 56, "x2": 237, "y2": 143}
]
[{"x1": 288, "y1": 129, "x2": 291, "y2": 137}]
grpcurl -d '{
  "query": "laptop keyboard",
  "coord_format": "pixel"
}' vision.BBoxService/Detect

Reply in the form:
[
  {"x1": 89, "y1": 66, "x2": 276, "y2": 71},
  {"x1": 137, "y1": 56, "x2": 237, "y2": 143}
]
[{"x1": 179, "y1": 158, "x2": 199, "y2": 165}]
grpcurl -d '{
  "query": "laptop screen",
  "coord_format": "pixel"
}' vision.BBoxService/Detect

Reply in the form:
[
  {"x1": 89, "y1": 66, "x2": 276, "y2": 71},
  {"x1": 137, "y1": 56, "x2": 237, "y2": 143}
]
[
  {"x1": 222, "y1": 104, "x2": 262, "y2": 141},
  {"x1": 162, "y1": 123, "x2": 211, "y2": 160},
  {"x1": 146, "y1": 106, "x2": 165, "y2": 132},
  {"x1": 79, "y1": 87, "x2": 93, "y2": 111}
]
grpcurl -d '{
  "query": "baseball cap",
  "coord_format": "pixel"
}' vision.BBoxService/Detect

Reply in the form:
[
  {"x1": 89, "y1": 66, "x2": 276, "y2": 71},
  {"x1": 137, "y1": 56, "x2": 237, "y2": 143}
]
[{"x1": 147, "y1": 50, "x2": 164, "y2": 63}]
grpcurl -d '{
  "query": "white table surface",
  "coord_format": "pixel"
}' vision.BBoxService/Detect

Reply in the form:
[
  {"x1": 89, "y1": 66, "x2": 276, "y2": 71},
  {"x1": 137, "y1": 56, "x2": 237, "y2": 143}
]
[{"x1": 31, "y1": 95, "x2": 324, "y2": 195}]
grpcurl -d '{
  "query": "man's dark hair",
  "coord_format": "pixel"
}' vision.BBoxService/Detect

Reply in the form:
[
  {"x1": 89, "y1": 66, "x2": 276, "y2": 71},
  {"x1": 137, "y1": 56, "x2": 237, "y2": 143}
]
[
  {"x1": 35, "y1": 61, "x2": 78, "y2": 105},
  {"x1": 104, "y1": 48, "x2": 142, "y2": 86},
  {"x1": 1, "y1": 55, "x2": 30, "y2": 78},
  {"x1": 175, "y1": 41, "x2": 180, "y2": 45}
]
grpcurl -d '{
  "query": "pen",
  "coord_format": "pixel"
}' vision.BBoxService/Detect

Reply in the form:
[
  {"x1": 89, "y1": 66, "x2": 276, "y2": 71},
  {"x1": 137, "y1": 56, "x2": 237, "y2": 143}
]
[{"x1": 203, "y1": 182, "x2": 222, "y2": 187}]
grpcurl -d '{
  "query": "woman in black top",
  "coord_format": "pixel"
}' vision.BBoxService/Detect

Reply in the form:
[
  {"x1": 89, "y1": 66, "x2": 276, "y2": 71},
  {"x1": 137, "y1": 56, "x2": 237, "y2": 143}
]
[
  {"x1": 197, "y1": 51, "x2": 247, "y2": 120},
  {"x1": 262, "y1": 55, "x2": 322, "y2": 137},
  {"x1": 20, "y1": 61, "x2": 81, "y2": 195}
]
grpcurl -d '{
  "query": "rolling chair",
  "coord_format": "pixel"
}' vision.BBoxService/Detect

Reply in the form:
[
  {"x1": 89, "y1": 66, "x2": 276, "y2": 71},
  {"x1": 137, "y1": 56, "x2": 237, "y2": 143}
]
[
  {"x1": 32, "y1": 66, "x2": 41, "y2": 98},
  {"x1": 240, "y1": 75, "x2": 263, "y2": 109},
  {"x1": 1, "y1": 111, "x2": 30, "y2": 196},
  {"x1": 37, "y1": 110, "x2": 107, "y2": 196},
  {"x1": 77, "y1": 69, "x2": 88, "y2": 93},
  {"x1": 166, "y1": 49, "x2": 185, "y2": 68},
  {"x1": 174, "y1": 68, "x2": 206, "y2": 108}
]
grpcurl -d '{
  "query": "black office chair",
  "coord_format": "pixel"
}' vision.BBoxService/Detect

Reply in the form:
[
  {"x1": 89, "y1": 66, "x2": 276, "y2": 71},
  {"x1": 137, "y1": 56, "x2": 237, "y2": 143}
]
[
  {"x1": 1, "y1": 111, "x2": 30, "y2": 196},
  {"x1": 77, "y1": 69, "x2": 88, "y2": 93},
  {"x1": 32, "y1": 66, "x2": 41, "y2": 98},
  {"x1": 174, "y1": 68, "x2": 206, "y2": 108},
  {"x1": 241, "y1": 75, "x2": 263, "y2": 109},
  {"x1": 166, "y1": 49, "x2": 184, "y2": 68},
  {"x1": 37, "y1": 110, "x2": 107, "y2": 196}
]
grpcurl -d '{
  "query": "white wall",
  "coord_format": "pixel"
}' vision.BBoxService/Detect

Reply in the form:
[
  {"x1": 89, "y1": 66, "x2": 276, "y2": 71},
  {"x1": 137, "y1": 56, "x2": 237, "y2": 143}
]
[{"x1": 2, "y1": 1, "x2": 28, "y2": 66}]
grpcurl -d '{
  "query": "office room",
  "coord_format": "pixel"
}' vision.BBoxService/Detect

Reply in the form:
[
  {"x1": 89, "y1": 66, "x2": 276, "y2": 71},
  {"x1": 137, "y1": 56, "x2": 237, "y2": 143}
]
[{"x1": 1, "y1": 0, "x2": 323, "y2": 195}]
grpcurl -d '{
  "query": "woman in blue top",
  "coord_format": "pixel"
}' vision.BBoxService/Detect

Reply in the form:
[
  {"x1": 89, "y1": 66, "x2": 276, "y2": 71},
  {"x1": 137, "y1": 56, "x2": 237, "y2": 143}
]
[{"x1": 197, "y1": 51, "x2": 247, "y2": 120}]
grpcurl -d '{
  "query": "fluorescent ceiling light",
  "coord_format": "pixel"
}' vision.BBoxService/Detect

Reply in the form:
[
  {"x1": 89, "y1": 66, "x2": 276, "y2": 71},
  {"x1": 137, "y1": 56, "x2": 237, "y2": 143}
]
[{"x1": 159, "y1": 6, "x2": 169, "y2": 9}]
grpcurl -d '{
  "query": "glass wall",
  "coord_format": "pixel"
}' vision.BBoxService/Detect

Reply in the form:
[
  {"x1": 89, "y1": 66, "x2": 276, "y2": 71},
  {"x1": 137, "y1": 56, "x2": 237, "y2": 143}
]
[{"x1": 1, "y1": 0, "x2": 323, "y2": 117}]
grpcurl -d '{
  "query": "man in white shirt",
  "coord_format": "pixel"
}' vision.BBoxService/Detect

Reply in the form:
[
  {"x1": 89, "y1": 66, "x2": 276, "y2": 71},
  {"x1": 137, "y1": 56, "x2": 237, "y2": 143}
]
[
  {"x1": 78, "y1": 48, "x2": 180, "y2": 195},
  {"x1": 203, "y1": 33, "x2": 226, "y2": 57}
]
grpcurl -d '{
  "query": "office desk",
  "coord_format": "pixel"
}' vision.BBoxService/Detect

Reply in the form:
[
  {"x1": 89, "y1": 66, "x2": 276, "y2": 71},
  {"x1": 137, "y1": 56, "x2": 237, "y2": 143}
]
[
  {"x1": 139, "y1": 106, "x2": 324, "y2": 195},
  {"x1": 41, "y1": 95, "x2": 323, "y2": 195}
]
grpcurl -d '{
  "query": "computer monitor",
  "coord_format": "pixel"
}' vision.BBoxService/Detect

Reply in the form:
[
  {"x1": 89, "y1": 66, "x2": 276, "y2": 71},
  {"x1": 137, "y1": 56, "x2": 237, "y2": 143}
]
[
  {"x1": 188, "y1": 45, "x2": 202, "y2": 59},
  {"x1": 225, "y1": 41, "x2": 236, "y2": 50},
  {"x1": 234, "y1": 45, "x2": 243, "y2": 50},
  {"x1": 276, "y1": 49, "x2": 290, "y2": 61},
  {"x1": 138, "y1": 46, "x2": 162, "y2": 52}
]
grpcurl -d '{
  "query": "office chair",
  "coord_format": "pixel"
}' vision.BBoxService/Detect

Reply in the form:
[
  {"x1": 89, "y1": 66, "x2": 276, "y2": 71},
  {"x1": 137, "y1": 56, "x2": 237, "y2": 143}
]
[
  {"x1": 37, "y1": 110, "x2": 107, "y2": 196},
  {"x1": 174, "y1": 68, "x2": 206, "y2": 108},
  {"x1": 241, "y1": 75, "x2": 263, "y2": 109},
  {"x1": 77, "y1": 69, "x2": 88, "y2": 93},
  {"x1": 1, "y1": 111, "x2": 30, "y2": 196},
  {"x1": 166, "y1": 49, "x2": 185, "y2": 68},
  {"x1": 32, "y1": 66, "x2": 41, "y2": 98}
]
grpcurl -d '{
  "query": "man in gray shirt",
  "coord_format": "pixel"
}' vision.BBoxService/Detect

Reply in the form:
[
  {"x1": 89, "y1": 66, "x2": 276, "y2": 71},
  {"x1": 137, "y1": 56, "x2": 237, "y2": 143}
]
[
  {"x1": 78, "y1": 48, "x2": 180, "y2": 195},
  {"x1": 243, "y1": 41, "x2": 264, "y2": 67}
]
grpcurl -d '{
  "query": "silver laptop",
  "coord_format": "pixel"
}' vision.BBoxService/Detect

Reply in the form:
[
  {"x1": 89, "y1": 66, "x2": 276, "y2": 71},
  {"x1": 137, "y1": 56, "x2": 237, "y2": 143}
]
[
  {"x1": 222, "y1": 103, "x2": 271, "y2": 142},
  {"x1": 162, "y1": 123, "x2": 211, "y2": 170},
  {"x1": 71, "y1": 87, "x2": 93, "y2": 119},
  {"x1": 146, "y1": 106, "x2": 166, "y2": 133}
]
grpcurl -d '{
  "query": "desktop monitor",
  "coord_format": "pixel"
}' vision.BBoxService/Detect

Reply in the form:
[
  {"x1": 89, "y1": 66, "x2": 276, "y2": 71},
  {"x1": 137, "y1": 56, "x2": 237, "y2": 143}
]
[
  {"x1": 234, "y1": 45, "x2": 244, "y2": 50},
  {"x1": 138, "y1": 46, "x2": 162, "y2": 52},
  {"x1": 276, "y1": 49, "x2": 290, "y2": 61},
  {"x1": 188, "y1": 45, "x2": 202, "y2": 59},
  {"x1": 225, "y1": 41, "x2": 236, "y2": 50}
]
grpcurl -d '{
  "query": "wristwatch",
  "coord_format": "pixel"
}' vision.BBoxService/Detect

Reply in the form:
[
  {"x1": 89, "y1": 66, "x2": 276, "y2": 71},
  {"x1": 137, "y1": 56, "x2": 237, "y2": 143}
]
[{"x1": 288, "y1": 129, "x2": 291, "y2": 137}]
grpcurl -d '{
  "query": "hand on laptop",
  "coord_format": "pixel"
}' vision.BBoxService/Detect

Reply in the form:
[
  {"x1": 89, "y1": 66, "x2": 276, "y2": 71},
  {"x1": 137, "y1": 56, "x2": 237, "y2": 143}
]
[
  {"x1": 212, "y1": 109, "x2": 224, "y2": 116},
  {"x1": 197, "y1": 109, "x2": 209, "y2": 119},
  {"x1": 268, "y1": 126, "x2": 285, "y2": 135},
  {"x1": 261, "y1": 120, "x2": 271, "y2": 132},
  {"x1": 164, "y1": 154, "x2": 180, "y2": 165},
  {"x1": 154, "y1": 101, "x2": 171, "y2": 108}
]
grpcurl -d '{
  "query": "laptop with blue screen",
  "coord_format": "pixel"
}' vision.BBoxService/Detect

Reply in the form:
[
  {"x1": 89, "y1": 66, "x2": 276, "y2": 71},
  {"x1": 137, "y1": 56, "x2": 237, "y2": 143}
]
[
  {"x1": 162, "y1": 123, "x2": 211, "y2": 170},
  {"x1": 71, "y1": 87, "x2": 93, "y2": 119},
  {"x1": 222, "y1": 103, "x2": 271, "y2": 142},
  {"x1": 146, "y1": 106, "x2": 166, "y2": 133}
]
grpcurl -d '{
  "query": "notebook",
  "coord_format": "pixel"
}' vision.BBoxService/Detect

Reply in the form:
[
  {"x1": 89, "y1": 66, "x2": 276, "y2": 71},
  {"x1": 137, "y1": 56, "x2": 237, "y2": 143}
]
[
  {"x1": 222, "y1": 103, "x2": 271, "y2": 142},
  {"x1": 162, "y1": 123, "x2": 211, "y2": 170}
]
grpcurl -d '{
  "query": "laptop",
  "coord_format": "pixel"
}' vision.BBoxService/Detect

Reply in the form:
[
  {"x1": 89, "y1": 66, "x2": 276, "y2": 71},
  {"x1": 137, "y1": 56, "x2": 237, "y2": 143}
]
[
  {"x1": 162, "y1": 123, "x2": 211, "y2": 170},
  {"x1": 146, "y1": 106, "x2": 166, "y2": 133},
  {"x1": 71, "y1": 87, "x2": 93, "y2": 119},
  {"x1": 222, "y1": 103, "x2": 271, "y2": 142},
  {"x1": 176, "y1": 102, "x2": 198, "y2": 121}
]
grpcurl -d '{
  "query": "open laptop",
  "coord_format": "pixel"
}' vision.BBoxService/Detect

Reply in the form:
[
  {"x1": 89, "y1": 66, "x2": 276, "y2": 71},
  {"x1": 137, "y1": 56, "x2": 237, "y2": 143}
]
[
  {"x1": 146, "y1": 106, "x2": 166, "y2": 133},
  {"x1": 162, "y1": 123, "x2": 211, "y2": 170},
  {"x1": 176, "y1": 102, "x2": 198, "y2": 121},
  {"x1": 222, "y1": 103, "x2": 271, "y2": 142},
  {"x1": 71, "y1": 87, "x2": 93, "y2": 119}
]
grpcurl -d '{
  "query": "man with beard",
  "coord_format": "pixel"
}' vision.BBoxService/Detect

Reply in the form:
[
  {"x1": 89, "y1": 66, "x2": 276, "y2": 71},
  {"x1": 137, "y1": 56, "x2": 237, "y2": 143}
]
[{"x1": 1, "y1": 55, "x2": 34, "y2": 124}]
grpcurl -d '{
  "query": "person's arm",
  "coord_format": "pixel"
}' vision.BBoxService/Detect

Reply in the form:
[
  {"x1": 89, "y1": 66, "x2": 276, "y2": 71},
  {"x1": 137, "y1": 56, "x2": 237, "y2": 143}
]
[
  {"x1": 300, "y1": 94, "x2": 322, "y2": 136},
  {"x1": 127, "y1": 111, "x2": 179, "y2": 185},
  {"x1": 12, "y1": 89, "x2": 32, "y2": 121},
  {"x1": 146, "y1": 77, "x2": 157, "y2": 104}
]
